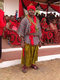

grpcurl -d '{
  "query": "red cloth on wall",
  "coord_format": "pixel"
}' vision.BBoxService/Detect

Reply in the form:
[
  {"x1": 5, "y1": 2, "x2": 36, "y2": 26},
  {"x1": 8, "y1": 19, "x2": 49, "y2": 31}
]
[
  {"x1": 21, "y1": 0, "x2": 60, "y2": 13},
  {"x1": 40, "y1": 3, "x2": 48, "y2": 10},
  {"x1": 50, "y1": 4, "x2": 60, "y2": 13},
  {"x1": 19, "y1": 0, "x2": 24, "y2": 17}
]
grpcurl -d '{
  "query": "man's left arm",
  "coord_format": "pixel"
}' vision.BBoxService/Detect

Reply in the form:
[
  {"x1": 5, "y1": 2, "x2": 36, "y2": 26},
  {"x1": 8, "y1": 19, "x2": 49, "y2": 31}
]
[{"x1": 37, "y1": 22, "x2": 42, "y2": 47}]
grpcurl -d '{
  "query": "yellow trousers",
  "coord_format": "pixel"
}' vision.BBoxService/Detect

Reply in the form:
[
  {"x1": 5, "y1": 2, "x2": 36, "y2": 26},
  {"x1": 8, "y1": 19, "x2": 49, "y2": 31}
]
[{"x1": 21, "y1": 43, "x2": 38, "y2": 67}]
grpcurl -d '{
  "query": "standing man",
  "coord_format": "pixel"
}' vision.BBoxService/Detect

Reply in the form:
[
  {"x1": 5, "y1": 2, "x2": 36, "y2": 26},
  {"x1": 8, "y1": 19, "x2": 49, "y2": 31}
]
[
  {"x1": 0, "y1": 9, "x2": 6, "y2": 62},
  {"x1": 18, "y1": 4, "x2": 42, "y2": 73}
]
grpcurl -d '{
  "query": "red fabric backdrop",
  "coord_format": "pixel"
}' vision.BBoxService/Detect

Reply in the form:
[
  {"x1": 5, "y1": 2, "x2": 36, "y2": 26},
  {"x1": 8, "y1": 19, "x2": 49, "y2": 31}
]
[
  {"x1": 19, "y1": 0, "x2": 24, "y2": 17},
  {"x1": 50, "y1": 4, "x2": 60, "y2": 13},
  {"x1": 40, "y1": 3, "x2": 48, "y2": 10}
]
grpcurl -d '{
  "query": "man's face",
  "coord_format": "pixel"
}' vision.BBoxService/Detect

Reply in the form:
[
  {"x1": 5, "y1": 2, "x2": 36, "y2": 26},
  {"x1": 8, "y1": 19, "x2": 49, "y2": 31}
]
[
  {"x1": 5, "y1": 16, "x2": 10, "y2": 22},
  {"x1": 53, "y1": 19, "x2": 56, "y2": 24},
  {"x1": 28, "y1": 9, "x2": 35, "y2": 16},
  {"x1": 11, "y1": 16, "x2": 15, "y2": 21}
]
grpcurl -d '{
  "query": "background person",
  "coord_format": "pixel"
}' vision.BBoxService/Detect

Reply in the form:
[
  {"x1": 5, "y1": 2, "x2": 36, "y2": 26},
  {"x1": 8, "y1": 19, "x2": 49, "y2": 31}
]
[{"x1": 0, "y1": 9, "x2": 6, "y2": 62}]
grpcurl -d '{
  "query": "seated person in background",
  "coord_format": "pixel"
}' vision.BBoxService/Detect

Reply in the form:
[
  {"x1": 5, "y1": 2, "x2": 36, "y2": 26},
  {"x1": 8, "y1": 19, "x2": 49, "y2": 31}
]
[
  {"x1": 3, "y1": 15, "x2": 10, "y2": 39},
  {"x1": 9, "y1": 16, "x2": 18, "y2": 31},
  {"x1": 16, "y1": 17, "x2": 21, "y2": 28},
  {"x1": 49, "y1": 18, "x2": 58, "y2": 43},
  {"x1": 5, "y1": 16, "x2": 21, "y2": 45},
  {"x1": 5, "y1": 15, "x2": 19, "y2": 32},
  {"x1": 5, "y1": 15, "x2": 10, "y2": 29},
  {"x1": 57, "y1": 17, "x2": 60, "y2": 43},
  {"x1": 57, "y1": 17, "x2": 60, "y2": 31},
  {"x1": 41, "y1": 18, "x2": 53, "y2": 44}
]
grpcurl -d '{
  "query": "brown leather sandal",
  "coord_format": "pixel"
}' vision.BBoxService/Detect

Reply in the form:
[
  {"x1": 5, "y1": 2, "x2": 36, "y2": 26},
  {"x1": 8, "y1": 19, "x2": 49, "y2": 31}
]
[
  {"x1": 31, "y1": 64, "x2": 38, "y2": 70},
  {"x1": 22, "y1": 66, "x2": 28, "y2": 73}
]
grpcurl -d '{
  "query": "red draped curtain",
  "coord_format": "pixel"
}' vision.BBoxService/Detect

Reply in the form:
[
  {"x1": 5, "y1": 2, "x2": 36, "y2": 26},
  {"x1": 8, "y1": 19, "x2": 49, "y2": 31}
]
[
  {"x1": 39, "y1": 3, "x2": 48, "y2": 10},
  {"x1": 22, "y1": 0, "x2": 38, "y2": 7},
  {"x1": 50, "y1": 4, "x2": 60, "y2": 13},
  {"x1": 22, "y1": 0, "x2": 31, "y2": 7},
  {"x1": 19, "y1": 0, "x2": 24, "y2": 17}
]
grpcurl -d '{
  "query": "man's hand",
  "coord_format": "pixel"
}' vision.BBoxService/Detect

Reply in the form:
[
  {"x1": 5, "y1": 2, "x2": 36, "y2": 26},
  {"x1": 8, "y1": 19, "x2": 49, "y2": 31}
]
[{"x1": 38, "y1": 42, "x2": 41, "y2": 47}]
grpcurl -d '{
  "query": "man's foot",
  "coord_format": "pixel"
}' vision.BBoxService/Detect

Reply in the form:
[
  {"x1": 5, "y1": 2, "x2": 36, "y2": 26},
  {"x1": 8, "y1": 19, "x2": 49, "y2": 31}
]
[
  {"x1": 31, "y1": 64, "x2": 38, "y2": 70},
  {"x1": 22, "y1": 65, "x2": 28, "y2": 73}
]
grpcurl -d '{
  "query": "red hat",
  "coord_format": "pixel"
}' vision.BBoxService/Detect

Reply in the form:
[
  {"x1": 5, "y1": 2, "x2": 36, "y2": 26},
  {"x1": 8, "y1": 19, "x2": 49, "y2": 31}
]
[{"x1": 27, "y1": 4, "x2": 36, "y2": 11}]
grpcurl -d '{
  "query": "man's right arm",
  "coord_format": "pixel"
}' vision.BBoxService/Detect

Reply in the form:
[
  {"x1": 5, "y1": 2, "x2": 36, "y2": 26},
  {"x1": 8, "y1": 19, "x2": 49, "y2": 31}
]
[{"x1": 18, "y1": 17, "x2": 27, "y2": 47}]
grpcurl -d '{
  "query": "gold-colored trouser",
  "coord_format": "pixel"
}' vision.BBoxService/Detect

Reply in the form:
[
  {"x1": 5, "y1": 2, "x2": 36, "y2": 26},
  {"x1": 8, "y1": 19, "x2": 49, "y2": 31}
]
[{"x1": 21, "y1": 43, "x2": 38, "y2": 67}]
